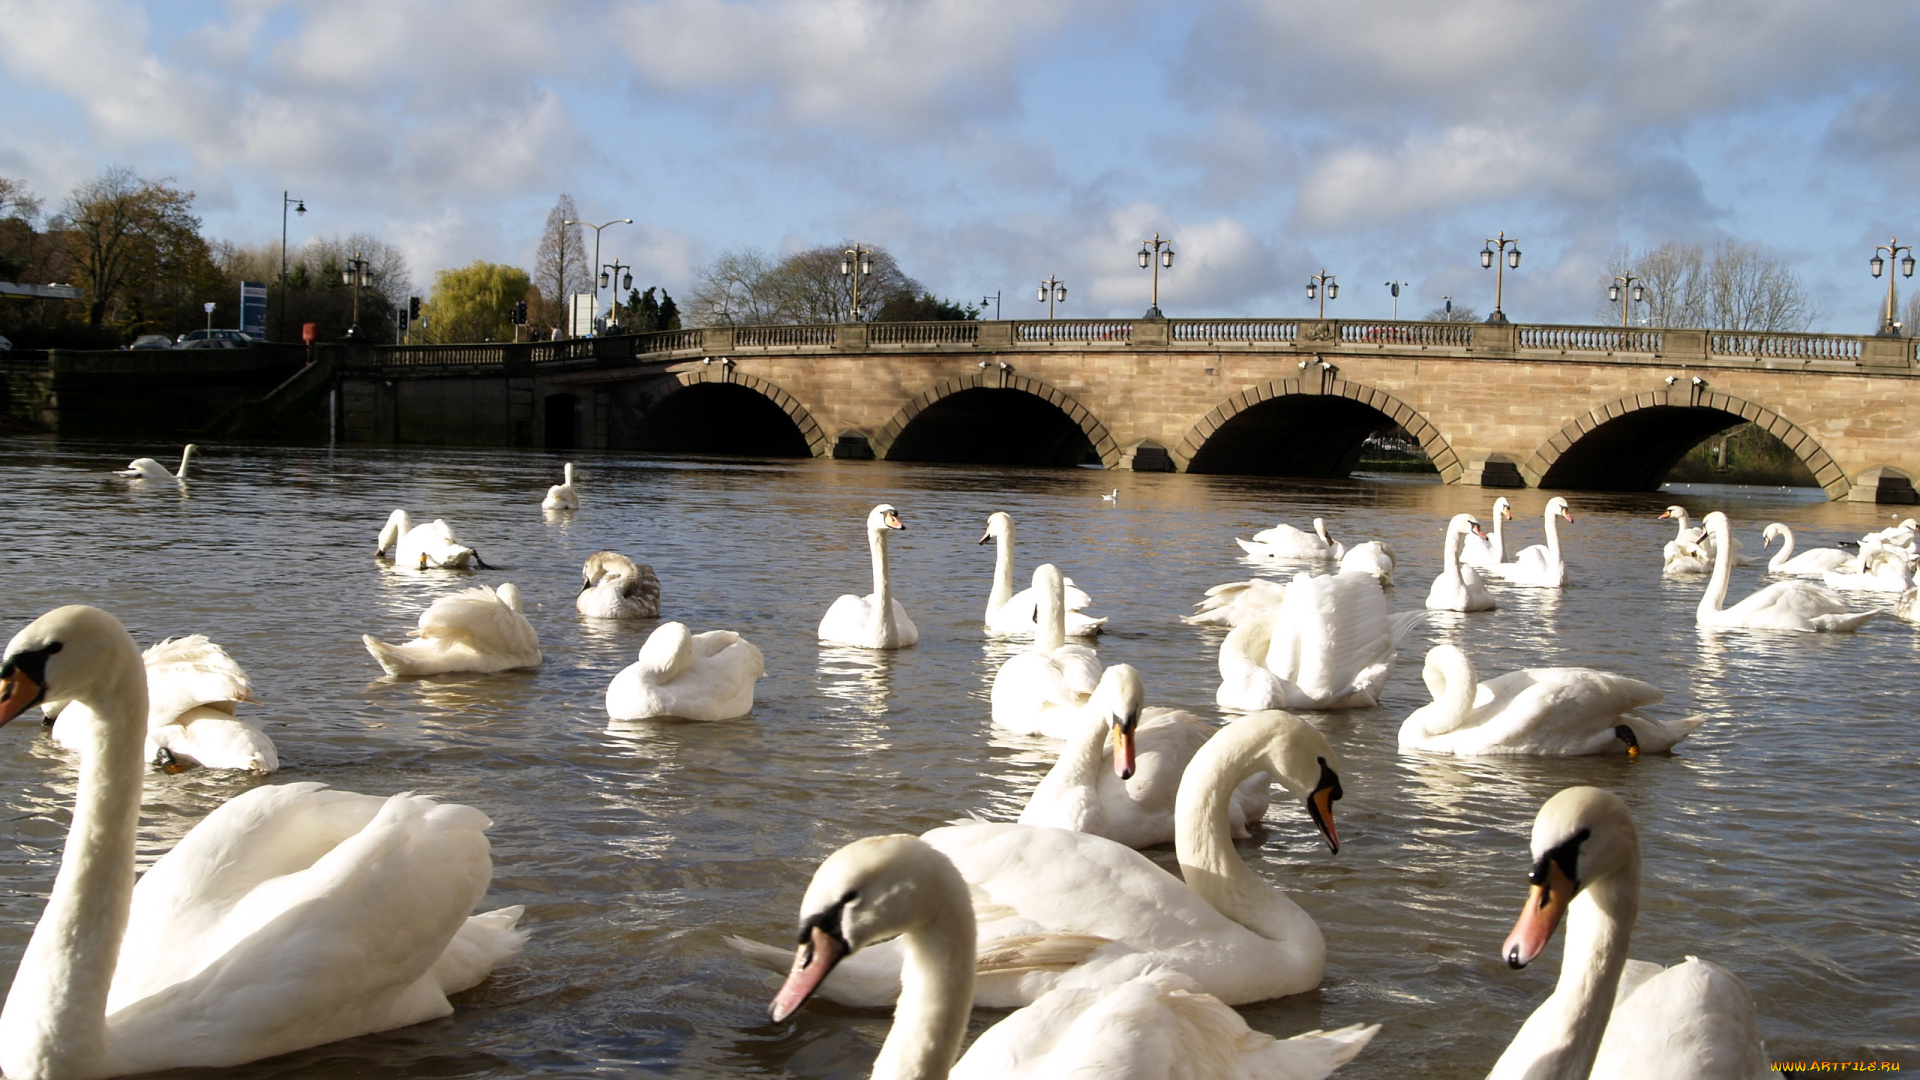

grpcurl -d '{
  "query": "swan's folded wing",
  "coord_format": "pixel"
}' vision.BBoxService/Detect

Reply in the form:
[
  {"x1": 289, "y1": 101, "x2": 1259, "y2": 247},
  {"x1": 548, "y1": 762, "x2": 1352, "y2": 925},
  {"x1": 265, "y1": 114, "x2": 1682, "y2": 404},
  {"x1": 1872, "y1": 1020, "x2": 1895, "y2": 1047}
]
[
  {"x1": 1054, "y1": 645, "x2": 1103, "y2": 699},
  {"x1": 1592, "y1": 958, "x2": 1767, "y2": 1080},
  {"x1": 143, "y1": 635, "x2": 253, "y2": 722},
  {"x1": 416, "y1": 587, "x2": 540, "y2": 658}
]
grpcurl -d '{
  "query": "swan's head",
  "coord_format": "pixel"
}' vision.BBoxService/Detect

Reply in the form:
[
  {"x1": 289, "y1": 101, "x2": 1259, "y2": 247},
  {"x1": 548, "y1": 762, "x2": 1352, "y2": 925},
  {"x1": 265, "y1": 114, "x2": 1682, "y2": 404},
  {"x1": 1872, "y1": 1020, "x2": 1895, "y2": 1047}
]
[
  {"x1": 636, "y1": 621, "x2": 694, "y2": 678},
  {"x1": 867, "y1": 504, "x2": 905, "y2": 533},
  {"x1": 1762, "y1": 522, "x2": 1786, "y2": 549},
  {"x1": 581, "y1": 550, "x2": 638, "y2": 590},
  {"x1": 1658, "y1": 505, "x2": 1687, "y2": 522},
  {"x1": 1446, "y1": 513, "x2": 1486, "y2": 540},
  {"x1": 771, "y1": 835, "x2": 972, "y2": 1022},
  {"x1": 1493, "y1": 496, "x2": 1512, "y2": 519},
  {"x1": 1546, "y1": 496, "x2": 1572, "y2": 522},
  {"x1": 1701, "y1": 510, "x2": 1731, "y2": 540},
  {"x1": 1205, "y1": 710, "x2": 1344, "y2": 852},
  {"x1": 1502, "y1": 786, "x2": 1639, "y2": 969},
  {"x1": 978, "y1": 511, "x2": 1012, "y2": 545},
  {"x1": 1420, "y1": 643, "x2": 1473, "y2": 703},
  {"x1": 1312, "y1": 518, "x2": 1332, "y2": 544},
  {"x1": 0, "y1": 606, "x2": 144, "y2": 727},
  {"x1": 1086, "y1": 664, "x2": 1146, "y2": 780}
]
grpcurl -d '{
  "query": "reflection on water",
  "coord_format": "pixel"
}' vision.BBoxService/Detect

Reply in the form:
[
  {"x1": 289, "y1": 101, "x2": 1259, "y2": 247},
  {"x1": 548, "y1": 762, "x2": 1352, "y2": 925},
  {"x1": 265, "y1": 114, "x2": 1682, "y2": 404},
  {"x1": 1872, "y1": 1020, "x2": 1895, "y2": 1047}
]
[{"x1": 0, "y1": 440, "x2": 1915, "y2": 1076}]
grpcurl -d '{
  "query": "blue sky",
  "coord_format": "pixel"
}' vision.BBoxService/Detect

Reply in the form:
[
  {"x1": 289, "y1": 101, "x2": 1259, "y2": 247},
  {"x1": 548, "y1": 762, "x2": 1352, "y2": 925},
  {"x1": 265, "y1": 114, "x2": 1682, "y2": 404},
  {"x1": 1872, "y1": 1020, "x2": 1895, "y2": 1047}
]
[{"x1": 1, "y1": 0, "x2": 1915, "y2": 330}]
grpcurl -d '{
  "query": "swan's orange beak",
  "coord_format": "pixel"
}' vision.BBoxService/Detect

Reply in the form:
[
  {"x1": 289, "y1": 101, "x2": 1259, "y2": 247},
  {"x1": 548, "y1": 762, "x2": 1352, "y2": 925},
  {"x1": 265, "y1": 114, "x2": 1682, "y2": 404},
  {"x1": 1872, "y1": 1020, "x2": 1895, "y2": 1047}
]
[
  {"x1": 1306, "y1": 760, "x2": 1342, "y2": 853},
  {"x1": 1111, "y1": 720, "x2": 1135, "y2": 780},
  {"x1": 1658, "y1": 510, "x2": 1673, "y2": 520},
  {"x1": 0, "y1": 669, "x2": 43, "y2": 727},
  {"x1": 771, "y1": 924, "x2": 847, "y2": 1023},
  {"x1": 885, "y1": 512, "x2": 904, "y2": 531},
  {"x1": 1502, "y1": 859, "x2": 1576, "y2": 969}
]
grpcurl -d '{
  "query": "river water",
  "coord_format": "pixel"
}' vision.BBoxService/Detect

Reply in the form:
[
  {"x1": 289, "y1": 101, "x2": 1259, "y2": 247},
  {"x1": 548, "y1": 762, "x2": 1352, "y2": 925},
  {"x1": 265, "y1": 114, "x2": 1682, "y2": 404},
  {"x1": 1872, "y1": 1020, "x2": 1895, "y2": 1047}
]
[{"x1": 0, "y1": 438, "x2": 1914, "y2": 1077}]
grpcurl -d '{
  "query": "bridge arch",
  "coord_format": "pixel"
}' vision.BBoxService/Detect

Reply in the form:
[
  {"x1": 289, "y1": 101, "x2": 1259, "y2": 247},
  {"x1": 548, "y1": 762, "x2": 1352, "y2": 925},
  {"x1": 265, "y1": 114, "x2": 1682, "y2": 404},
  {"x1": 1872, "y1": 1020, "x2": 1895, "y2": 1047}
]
[
  {"x1": 1523, "y1": 385, "x2": 1847, "y2": 497},
  {"x1": 1172, "y1": 375, "x2": 1461, "y2": 481},
  {"x1": 624, "y1": 368, "x2": 830, "y2": 458},
  {"x1": 871, "y1": 372, "x2": 1121, "y2": 468}
]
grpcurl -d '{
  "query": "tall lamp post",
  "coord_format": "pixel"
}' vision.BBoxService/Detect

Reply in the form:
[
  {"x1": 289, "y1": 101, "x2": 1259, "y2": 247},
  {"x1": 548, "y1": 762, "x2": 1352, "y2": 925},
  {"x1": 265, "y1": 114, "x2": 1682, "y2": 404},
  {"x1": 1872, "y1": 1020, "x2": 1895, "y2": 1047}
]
[
  {"x1": 1870, "y1": 238, "x2": 1915, "y2": 336},
  {"x1": 1305, "y1": 270, "x2": 1338, "y2": 319},
  {"x1": 278, "y1": 191, "x2": 306, "y2": 341},
  {"x1": 1608, "y1": 274, "x2": 1645, "y2": 327},
  {"x1": 841, "y1": 243, "x2": 874, "y2": 320},
  {"x1": 1038, "y1": 275, "x2": 1066, "y2": 320},
  {"x1": 1480, "y1": 231, "x2": 1522, "y2": 324},
  {"x1": 600, "y1": 259, "x2": 633, "y2": 330},
  {"x1": 980, "y1": 291, "x2": 1001, "y2": 320},
  {"x1": 1384, "y1": 280, "x2": 1410, "y2": 320},
  {"x1": 564, "y1": 217, "x2": 632, "y2": 336},
  {"x1": 1137, "y1": 233, "x2": 1175, "y2": 319},
  {"x1": 340, "y1": 252, "x2": 371, "y2": 338}
]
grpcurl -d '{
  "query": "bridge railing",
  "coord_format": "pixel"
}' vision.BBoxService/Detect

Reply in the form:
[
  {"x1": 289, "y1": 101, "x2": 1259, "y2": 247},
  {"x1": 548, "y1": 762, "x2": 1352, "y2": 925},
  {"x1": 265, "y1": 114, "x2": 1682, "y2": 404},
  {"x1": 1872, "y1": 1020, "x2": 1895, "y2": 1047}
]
[
  {"x1": 1518, "y1": 326, "x2": 1662, "y2": 353},
  {"x1": 1014, "y1": 320, "x2": 1135, "y2": 342},
  {"x1": 1340, "y1": 321, "x2": 1475, "y2": 347},
  {"x1": 735, "y1": 325, "x2": 837, "y2": 348},
  {"x1": 870, "y1": 322, "x2": 979, "y2": 345},
  {"x1": 1708, "y1": 330, "x2": 1863, "y2": 362},
  {"x1": 1174, "y1": 319, "x2": 1298, "y2": 344}
]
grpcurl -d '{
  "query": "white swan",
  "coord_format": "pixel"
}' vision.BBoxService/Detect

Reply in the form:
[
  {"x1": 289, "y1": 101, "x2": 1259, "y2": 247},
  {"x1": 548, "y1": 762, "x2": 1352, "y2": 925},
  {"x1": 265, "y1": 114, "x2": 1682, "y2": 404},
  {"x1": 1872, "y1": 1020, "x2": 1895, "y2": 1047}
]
[
  {"x1": 1860, "y1": 516, "x2": 1918, "y2": 550},
  {"x1": 1663, "y1": 504, "x2": 1748, "y2": 566},
  {"x1": 1183, "y1": 578, "x2": 1289, "y2": 627},
  {"x1": 50, "y1": 634, "x2": 276, "y2": 774},
  {"x1": 1217, "y1": 571, "x2": 1430, "y2": 711},
  {"x1": 541, "y1": 462, "x2": 578, "y2": 510},
  {"x1": 978, "y1": 512, "x2": 1105, "y2": 637},
  {"x1": 362, "y1": 583, "x2": 543, "y2": 675},
  {"x1": 1895, "y1": 585, "x2": 1920, "y2": 624},
  {"x1": 1236, "y1": 518, "x2": 1343, "y2": 560},
  {"x1": 1397, "y1": 644, "x2": 1701, "y2": 757},
  {"x1": 115, "y1": 444, "x2": 197, "y2": 482},
  {"x1": 1337, "y1": 540, "x2": 1396, "y2": 584},
  {"x1": 375, "y1": 509, "x2": 486, "y2": 571},
  {"x1": 0, "y1": 605, "x2": 527, "y2": 1080},
  {"x1": 605, "y1": 621, "x2": 763, "y2": 722},
  {"x1": 733, "y1": 710, "x2": 1346, "y2": 1009},
  {"x1": 1487, "y1": 787, "x2": 1769, "y2": 1080},
  {"x1": 1760, "y1": 523, "x2": 1852, "y2": 576},
  {"x1": 990, "y1": 564, "x2": 1101, "y2": 736},
  {"x1": 1695, "y1": 512, "x2": 1873, "y2": 632},
  {"x1": 577, "y1": 550, "x2": 661, "y2": 618},
  {"x1": 1426, "y1": 514, "x2": 1496, "y2": 612},
  {"x1": 1662, "y1": 538, "x2": 1713, "y2": 576},
  {"x1": 1483, "y1": 496, "x2": 1573, "y2": 588},
  {"x1": 1821, "y1": 546, "x2": 1914, "y2": 593},
  {"x1": 1101, "y1": 488, "x2": 1119, "y2": 504},
  {"x1": 1018, "y1": 664, "x2": 1270, "y2": 848},
  {"x1": 768, "y1": 834, "x2": 1377, "y2": 1080},
  {"x1": 1459, "y1": 496, "x2": 1512, "y2": 567},
  {"x1": 819, "y1": 504, "x2": 919, "y2": 649}
]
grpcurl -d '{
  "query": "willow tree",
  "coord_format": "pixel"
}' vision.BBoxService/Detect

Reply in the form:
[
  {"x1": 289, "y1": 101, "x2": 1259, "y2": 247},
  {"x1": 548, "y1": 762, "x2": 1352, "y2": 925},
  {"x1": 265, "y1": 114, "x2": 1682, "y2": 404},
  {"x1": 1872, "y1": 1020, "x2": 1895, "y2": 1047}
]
[{"x1": 422, "y1": 261, "x2": 532, "y2": 343}]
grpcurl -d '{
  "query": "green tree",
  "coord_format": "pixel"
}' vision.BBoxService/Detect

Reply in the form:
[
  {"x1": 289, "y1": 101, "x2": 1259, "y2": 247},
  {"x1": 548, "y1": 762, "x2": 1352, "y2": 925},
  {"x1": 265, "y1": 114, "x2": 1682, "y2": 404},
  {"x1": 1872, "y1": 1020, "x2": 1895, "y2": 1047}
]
[
  {"x1": 0, "y1": 177, "x2": 40, "y2": 282},
  {"x1": 658, "y1": 289, "x2": 680, "y2": 330},
  {"x1": 421, "y1": 261, "x2": 531, "y2": 343},
  {"x1": 874, "y1": 292, "x2": 978, "y2": 321}
]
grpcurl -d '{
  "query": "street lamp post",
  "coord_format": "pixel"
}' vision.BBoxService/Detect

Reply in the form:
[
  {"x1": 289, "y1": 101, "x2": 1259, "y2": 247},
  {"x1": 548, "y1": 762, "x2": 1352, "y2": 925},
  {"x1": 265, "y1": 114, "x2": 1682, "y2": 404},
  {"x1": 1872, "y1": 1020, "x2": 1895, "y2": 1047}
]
[
  {"x1": 1480, "y1": 231, "x2": 1522, "y2": 325},
  {"x1": 564, "y1": 217, "x2": 632, "y2": 336},
  {"x1": 980, "y1": 291, "x2": 1001, "y2": 320},
  {"x1": 1608, "y1": 274, "x2": 1646, "y2": 328},
  {"x1": 203, "y1": 301, "x2": 215, "y2": 336},
  {"x1": 340, "y1": 252, "x2": 371, "y2": 338},
  {"x1": 1305, "y1": 270, "x2": 1338, "y2": 319},
  {"x1": 600, "y1": 259, "x2": 633, "y2": 331},
  {"x1": 1870, "y1": 238, "x2": 1916, "y2": 336},
  {"x1": 1137, "y1": 233, "x2": 1175, "y2": 319},
  {"x1": 278, "y1": 191, "x2": 306, "y2": 341},
  {"x1": 841, "y1": 243, "x2": 874, "y2": 320},
  {"x1": 1384, "y1": 280, "x2": 1410, "y2": 320},
  {"x1": 1037, "y1": 275, "x2": 1067, "y2": 320}
]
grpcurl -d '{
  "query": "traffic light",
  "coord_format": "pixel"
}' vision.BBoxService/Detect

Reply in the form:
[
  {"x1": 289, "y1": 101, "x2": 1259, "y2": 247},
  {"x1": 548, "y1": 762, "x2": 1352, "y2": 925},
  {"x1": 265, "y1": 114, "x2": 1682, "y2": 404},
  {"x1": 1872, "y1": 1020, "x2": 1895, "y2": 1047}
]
[
  {"x1": 408, "y1": 296, "x2": 421, "y2": 320},
  {"x1": 509, "y1": 300, "x2": 528, "y2": 325}
]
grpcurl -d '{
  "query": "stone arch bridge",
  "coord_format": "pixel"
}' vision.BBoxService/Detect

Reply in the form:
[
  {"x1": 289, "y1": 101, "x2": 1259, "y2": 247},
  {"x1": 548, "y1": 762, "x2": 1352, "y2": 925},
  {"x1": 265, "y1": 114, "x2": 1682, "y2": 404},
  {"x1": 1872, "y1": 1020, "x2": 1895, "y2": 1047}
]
[{"x1": 335, "y1": 317, "x2": 1920, "y2": 502}]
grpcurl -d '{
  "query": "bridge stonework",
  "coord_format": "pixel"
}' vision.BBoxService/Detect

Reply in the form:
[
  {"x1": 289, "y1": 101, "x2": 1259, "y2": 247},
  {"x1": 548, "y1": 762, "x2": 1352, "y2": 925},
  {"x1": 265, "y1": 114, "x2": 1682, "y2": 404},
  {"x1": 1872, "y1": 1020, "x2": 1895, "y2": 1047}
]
[{"x1": 320, "y1": 318, "x2": 1920, "y2": 502}]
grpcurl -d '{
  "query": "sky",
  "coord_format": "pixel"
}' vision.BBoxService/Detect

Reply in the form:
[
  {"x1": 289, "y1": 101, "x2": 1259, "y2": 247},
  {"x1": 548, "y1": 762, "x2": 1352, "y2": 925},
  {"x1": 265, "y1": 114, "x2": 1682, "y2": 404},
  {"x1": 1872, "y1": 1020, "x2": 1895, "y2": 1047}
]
[{"x1": 1, "y1": 0, "x2": 1915, "y2": 331}]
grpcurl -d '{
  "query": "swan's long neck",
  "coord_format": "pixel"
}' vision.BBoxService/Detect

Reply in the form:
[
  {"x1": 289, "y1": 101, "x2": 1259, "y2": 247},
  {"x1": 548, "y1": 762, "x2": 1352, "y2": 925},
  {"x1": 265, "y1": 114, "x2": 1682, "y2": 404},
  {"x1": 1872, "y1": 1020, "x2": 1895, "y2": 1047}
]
[
  {"x1": 1173, "y1": 724, "x2": 1321, "y2": 958},
  {"x1": 175, "y1": 446, "x2": 193, "y2": 479},
  {"x1": 1490, "y1": 507, "x2": 1506, "y2": 563},
  {"x1": 1672, "y1": 510, "x2": 1692, "y2": 541},
  {"x1": 874, "y1": 878, "x2": 975, "y2": 1080},
  {"x1": 1544, "y1": 508, "x2": 1563, "y2": 560},
  {"x1": 869, "y1": 525, "x2": 897, "y2": 640},
  {"x1": 1035, "y1": 572, "x2": 1066, "y2": 654},
  {"x1": 563, "y1": 462, "x2": 574, "y2": 485},
  {"x1": 1697, "y1": 521, "x2": 1733, "y2": 620},
  {"x1": 1421, "y1": 650, "x2": 1478, "y2": 736},
  {"x1": 1492, "y1": 867, "x2": 1638, "y2": 1080},
  {"x1": 1, "y1": 642, "x2": 148, "y2": 1078},
  {"x1": 987, "y1": 529, "x2": 1015, "y2": 615},
  {"x1": 1768, "y1": 526, "x2": 1794, "y2": 571},
  {"x1": 1443, "y1": 521, "x2": 1465, "y2": 578},
  {"x1": 1023, "y1": 713, "x2": 1109, "y2": 831}
]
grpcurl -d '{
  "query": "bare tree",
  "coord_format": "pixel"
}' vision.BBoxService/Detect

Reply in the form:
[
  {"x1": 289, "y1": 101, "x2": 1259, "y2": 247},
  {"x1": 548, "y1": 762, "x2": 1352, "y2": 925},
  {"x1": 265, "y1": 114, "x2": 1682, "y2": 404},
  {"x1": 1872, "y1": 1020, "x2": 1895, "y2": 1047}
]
[
  {"x1": 1604, "y1": 240, "x2": 1815, "y2": 331},
  {"x1": 534, "y1": 194, "x2": 587, "y2": 334},
  {"x1": 686, "y1": 248, "x2": 781, "y2": 326},
  {"x1": 300, "y1": 233, "x2": 412, "y2": 310},
  {"x1": 54, "y1": 166, "x2": 207, "y2": 327},
  {"x1": 1424, "y1": 302, "x2": 1478, "y2": 323},
  {"x1": 763, "y1": 244, "x2": 921, "y2": 323},
  {"x1": 0, "y1": 177, "x2": 42, "y2": 283},
  {"x1": 1902, "y1": 290, "x2": 1919, "y2": 337}
]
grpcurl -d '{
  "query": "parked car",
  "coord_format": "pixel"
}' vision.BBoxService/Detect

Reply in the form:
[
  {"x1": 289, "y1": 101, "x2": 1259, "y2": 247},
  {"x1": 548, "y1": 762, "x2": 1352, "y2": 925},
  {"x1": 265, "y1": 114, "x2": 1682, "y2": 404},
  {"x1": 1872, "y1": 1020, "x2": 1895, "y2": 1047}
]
[
  {"x1": 176, "y1": 329, "x2": 256, "y2": 348},
  {"x1": 129, "y1": 334, "x2": 174, "y2": 350}
]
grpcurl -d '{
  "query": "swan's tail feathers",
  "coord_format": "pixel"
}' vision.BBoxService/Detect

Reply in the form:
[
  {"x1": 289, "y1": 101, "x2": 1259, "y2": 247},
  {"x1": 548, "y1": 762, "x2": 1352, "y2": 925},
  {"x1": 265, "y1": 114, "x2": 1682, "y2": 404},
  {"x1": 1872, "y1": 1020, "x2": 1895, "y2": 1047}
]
[
  {"x1": 974, "y1": 932, "x2": 1112, "y2": 976},
  {"x1": 363, "y1": 634, "x2": 427, "y2": 677},
  {"x1": 1387, "y1": 608, "x2": 1436, "y2": 648},
  {"x1": 430, "y1": 905, "x2": 529, "y2": 997},
  {"x1": 1234, "y1": 537, "x2": 1271, "y2": 557},
  {"x1": 1812, "y1": 610, "x2": 1877, "y2": 632},
  {"x1": 1247, "y1": 1022, "x2": 1381, "y2": 1078}
]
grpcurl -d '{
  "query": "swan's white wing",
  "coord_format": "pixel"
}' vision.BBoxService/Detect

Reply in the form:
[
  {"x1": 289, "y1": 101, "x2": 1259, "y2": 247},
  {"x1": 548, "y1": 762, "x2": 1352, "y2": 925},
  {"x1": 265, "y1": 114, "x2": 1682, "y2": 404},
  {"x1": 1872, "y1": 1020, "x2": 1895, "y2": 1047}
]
[
  {"x1": 1185, "y1": 579, "x2": 1289, "y2": 627},
  {"x1": 143, "y1": 635, "x2": 252, "y2": 724},
  {"x1": 1055, "y1": 645, "x2": 1103, "y2": 699},
  {"x1": 1590, "y1": 958, "x2": 1768, "y2": 1080},
  {"x1": 415, "y1": 587, "x2": 540, "y2": 660},
  {"x1": 147, "y1": 708, "x2": 278, "y2": 773},
  {"x1": 1274, "y1": 572, "x2": 1398, "y2": 707},
  {"x1": 1465, "y1": 669, "x2": 1664, "y2": 751}
]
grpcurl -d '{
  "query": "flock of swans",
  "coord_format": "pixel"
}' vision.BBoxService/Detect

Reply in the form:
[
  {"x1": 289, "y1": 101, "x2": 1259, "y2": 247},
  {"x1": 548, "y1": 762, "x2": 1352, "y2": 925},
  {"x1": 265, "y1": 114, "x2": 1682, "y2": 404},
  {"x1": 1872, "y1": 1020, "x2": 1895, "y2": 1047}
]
[{"x1": 0, "y1": 448, "x2": 1904, "y2": 1079}]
